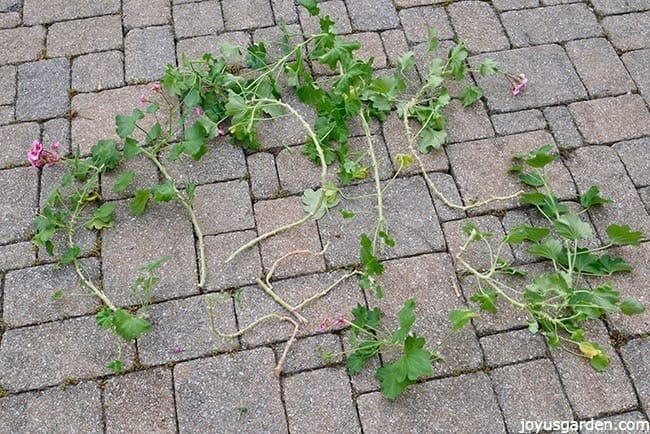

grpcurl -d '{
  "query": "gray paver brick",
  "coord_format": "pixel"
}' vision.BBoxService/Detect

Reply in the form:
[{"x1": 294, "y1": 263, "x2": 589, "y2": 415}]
[
  {"x1": 22, "y1": 0, "x2": 120, "y2": 24},
  {"x1": 174, "y1": 347, "x2": 288, "y2": 433},
  {"x1": 0, "y1": 121, "x2": 39, "y2": 168},
  {"x1": 271, "y1": 0, "x2": 299, "y2": 24},
  {"x1": 274, "y1": 333, "x2": 343, "y2": 373},
  {"x1": 357, "y1": 372, "x2": 506, "y2": 433},
  {"x1": 194, "y1": 180, "x2": 254, "y2": 235},
  {"x1": 247, "y1": 152, "x2": 280, "y2": 199},
  {"x1": 102, "y1": 200, "x2": 198, "y2": 306},
  {"x1": 375, "y1": 254, "x2": 483, "y2": 376},
  {"x1": 490, "y1": 359, "x2": 573, "y2": 433},
  {"x1": 254, "y1": 196, "x2": 325, "y2": 278},
  {"x1": 620, "y1": 338, "x2": 650, "y2": 414},
  {"x1": 447, "y1": 1, "x2": 509, "y2": 54},
  {"x1": 104, "y1": 368, "x2": 176, "y2": 434},
  {"x1": 125, "y1": 26, "x2": 176, "y2": 83},
  {"x1": 399, "y1": 6, "x2": 453, "y2": 44},
  {"x1": 101, "y1": 154, "x2": 159, "y2": 201},
  {"x1": 0, "y1": 382, "x2": 102, "y2": 433},
  {"x1": 3, "y1": 258, "x2": 100, "y2": 327},
  {"x1": 319, "y1": 176, "x2": 446, "y2": 266},
  {"x1": 71, "y1": 85, "x2": 148, "y2": 154},
  {"x1": 253, "y1": 24, "x2": 303, "y2": 63},
  {"x1": 602, "y1": 12, "x2": 650, "y2": 52},
  {"x1": 552, "y1": 322, "x2": 638, "y2": 418},
  {"x1": 381, "y1": 29, "x2": 409, "y2": 68},
  {"x1": 16, "y1": 58, "x2": 69, "y2": 121},
  {"x1": 582, "y1": 412, "x2": 650, "y2": 434},
  {"x1": 480, "y1": 329, "x2": 547, "y2": 367},
  {"x1": 472, "y1": 45, "x2": 587, "y2": 112},
  {"x1": 343, "y1": 32, "x2": 387, "y2": 69},
  {"x1": 565, "y1": 38, "x2": 636, "y2": 98},
  {"x1": 173, "y1": 0, "x2": 223, "y2": 39},
  {"x1": 491, "y1": 109, "x2": 546, "y2": 136},
  {"x1": 72, "y1": 51, "x2": 124, "y2": 92},
  {"x1": 222, "y1": 0, "x2": 274, "y2": 31},
  {"x1": 445, "y1": 99, "x2": 494, "y2": 144},
  {"x1": 427, "y1": 172, "x2": 466, "y2": 222},
  {"x1": 641, "y1": 187, "x2": 650, "y2": 214},
  {"x1": 165, "y1": 140, "x2": 247, "y2": 186},
  {"x1": 622, "y1": 49, "x2": 650, "y2": 100},
  {"x1": 0, "y1": 315, "x2": 134, "y2": 391},
  {"x1": 0, "y1": 241, "x2": 35, "y2": 272},
  {"x1": 0, "y1": 26, "x2": 45, "y2": 65},
  {"x1": 284, "y1": 367, "x2": 361, "y2": 432},
  {"x1": 566, "y1": 146, "x2": 650, "y2": 239},
  {"x1": 0, "y1": 65, "x2": 15, "y2": 105},
  {"x1": 394, "y1": 0, "x2": 448, "y2": 6},
  {"x1": 204, "y1": 230, "x2": 263, "y2": 292},
  {"x1": 347, "y1": 0, "x2": 399, "y2": 31},
  {"x1": 256, "y1": 90, "x2": 315, "y2": 149},
  {"x1": 137, "y1": 294, "x2": 238, "y2": 365},
  {"x1": 42, "y1": 117, "x2": 70, "y2": 151},
  {"x1": 543, "y1": 105, "x2": 584, "y2": 149},
  {"x1": 175, "y1": 32, "x2": 248, "y2": 63},
  {"x1": 47, "y1": 15, "x2": 122, "y2": 57},
  {"x1": 447, "y1": 131, "x2": 575, "y2": 213},
  {"x1": 235, "y1": 270, "x2": 363, "y2": 346},
  {"x1": 614, "y1": 138, "x2": 650, "y2": 187},
  {"x1": 492, "y1": 0, "x2": 539, "y2": 10},
  {"x1": 0, "y1": 11, "x2": 20, "y2": 28},
  {"x1": 123, "y1": 0, "x2": 171, "y2": 30},
  {"x1": 0, "y1": 105, "x2": 13, "y2": 124},
  {"x1": 0, "y1": 167, "x2": 38, "y2": 244},
  {"x1": 603, "y1": 243, "x2": 650, "y2": 336},
  {"x1": 590, "y1": 0, "x2": 650, "y2": 15},
  {"x1": 0, "y1": 0, "x2": 20, "y2": 12},
  {"x1": 501, "y1": 4, "x2": 601, "y2": 47}
]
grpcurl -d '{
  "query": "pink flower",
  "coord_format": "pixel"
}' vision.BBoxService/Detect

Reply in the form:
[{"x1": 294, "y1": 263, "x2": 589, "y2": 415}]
[
  {"x1": 511, "y1": 73, "x2": 528, "y2": 96},
  {"x1": 172, "y1": 344, "x2": 183, "y2": 354},
  {"x1": 194, "y1": 106, "x2": 205, "y2": 117},
  {"x1": 151, "y1": 81, "x2": 161, "y2": 92},
  {"x1": 28, "y1": 140, "x2": 61, "y2": 168},
  {"x1": 319, "y1": 318, "x2": 331, "y2": 331},
  {"x1": 139, "y1": 94, "x2": 146, "y2": 104},
  {"x1": 332, "y1": 314, "x2": 347, "y2": 329},
  {"x1": 217, "y1": 125, "x2": 227, "y2": 136}
]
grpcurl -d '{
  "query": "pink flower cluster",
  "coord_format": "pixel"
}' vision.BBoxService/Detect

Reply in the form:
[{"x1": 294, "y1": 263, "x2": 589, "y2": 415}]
[
  {"x1": 28, "y1": 140, "x2": 61, "y2": 168},
  {"x1": 320, "y1": 315, "x2": 347, "y2": 331},
  {"x1": 511, "y1": 73, "x2": 528, "y2": 96}
]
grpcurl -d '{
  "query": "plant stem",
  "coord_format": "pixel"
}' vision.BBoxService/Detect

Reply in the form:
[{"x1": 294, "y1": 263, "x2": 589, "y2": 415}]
[{"x1": 360, "y1": 110, "x2": 387, "y2": 252}]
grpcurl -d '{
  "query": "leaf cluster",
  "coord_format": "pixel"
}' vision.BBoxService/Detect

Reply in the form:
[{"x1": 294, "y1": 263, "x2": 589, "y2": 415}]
[{"x1": 458, "y1": 145, "x2": 645, "y2": 370}]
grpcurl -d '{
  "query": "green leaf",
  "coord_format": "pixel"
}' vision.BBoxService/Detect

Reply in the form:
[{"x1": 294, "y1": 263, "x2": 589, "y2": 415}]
[
  {"x1": 151, "y1": 180, "x2": 176, "y2": 202},
  {"x1": 302, "y1": 188, "x2": 327, "y2": 219},
  {"x1": 145, "y1": 102, "x2": 160, "y2": 114},
  {"x1": 620, "y1": 298, "x2": 645, "y2": 315},
  {"x1": 360, "y1": 234, "x2": 384, "y2": 276},
  {"x1": 378, "y1": 231, "x2": 396, "y2": 248},
  {"x1": 606, "y1": 224, "x2": 644, "y2": 246},
  {"x1": 579, "y1": 185, "x2": 611, "y2": 210},
  {"x1": 298, "y1": 0, "x2": 320, "y2": 16},
  {"x1": 470, "y1": 290, "x2": 498, "y2": 314},
  {"x1": 112, "y1": 308, "x2": 151, "y2": 341},
  {"x1": 146, "y1": 122, "x2": 162, "y2": 144},
  {"x1": 218, "y1": 42, "x2": 241, "y2": 59},
  {"x1": 130, "y1": 189, "x2": 151, "y2": 216},
  {"x1": 397, "y1": 52, "x2": 416, "y2": 74},
  {"x1": 398, "y1": 335, "x2": 434, "y2": 380},
  {"x1": 504, "y1": 224, "x2": 550, "y2": 244},
  {"x1": 96, "y1": 307, "x2": 114, "y2": 329},
  {"x1": 595, "y1": 254, "x2": 632, "y2": 275},
  {"x1": 115, "y1": 108, "x2": 144, "y2": 139},
  {"x1": 123, "y1": 137, "x2": 141, "y2": 160},
  {"x1": 84, "y1": 203, "x2": 116, "y2": 230},
  {"x1": 137, "y1": 256, "x2": 170, "y2": 274},
  {"x1": 578, "y1": 342, "x2": 609, "y2": 371},
  {"x1": 553, "y1": 214, "x2": 592, "y2": 241},
  {"x1": 449, "y1": 309, "x2": 478, "y2": 331},
  {"x1": 479, "y1": 58, "x2": 498, "y2": 76},
  {"x1": 60, "y1": 245, "x2": 81, "y2": 264},
  {"x1": 458, "y1": 85, "x2": 483, "y2": 107},
  {"x1": 519, "y1": 191, "x2": 547, "y2": 206},
  {"x1": 427, "y1": 28, "x2": 439, "y2": 52},
  {"x1": 463, "y1": 222, "x2": 492, "y2": 240},
  {"x1": 112, "y1": 171, "x2": 135, "y2": 193},
  {"x1": 376, "y1": 363, "x2": 414, "y2": 400},
  {"x1": 519, "y1": 172, "x2": 545, "y2": 187},
  {"x1": 391, "y1": 298, "x2": 416, "y2": 343},
  {"x1": 91, "y1": 139, "x2": 121, "y2": 171},
  {"x1": 418, "y1": 128, "x2": 447, "y2": 153},
  {"x1": 247, "y1": 41, "x2": 268, "y2": 69},
  {"x1": 340, "y1": 209, "x2": 355, "y2": 219},
  {"x1": 183, "y1": 88, "x2": 201, "y2": 108},
  {"x1": 106, "y1": 359, "x2": 123, "y2": 374},
  {"x1": 526, "y1": 238, "x2": 563, "y2": 262}
]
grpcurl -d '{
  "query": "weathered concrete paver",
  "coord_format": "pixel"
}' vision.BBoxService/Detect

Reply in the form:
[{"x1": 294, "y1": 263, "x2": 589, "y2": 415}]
[{"x1": 16, "y1": 58, "x2": 69, "y2": 121}]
